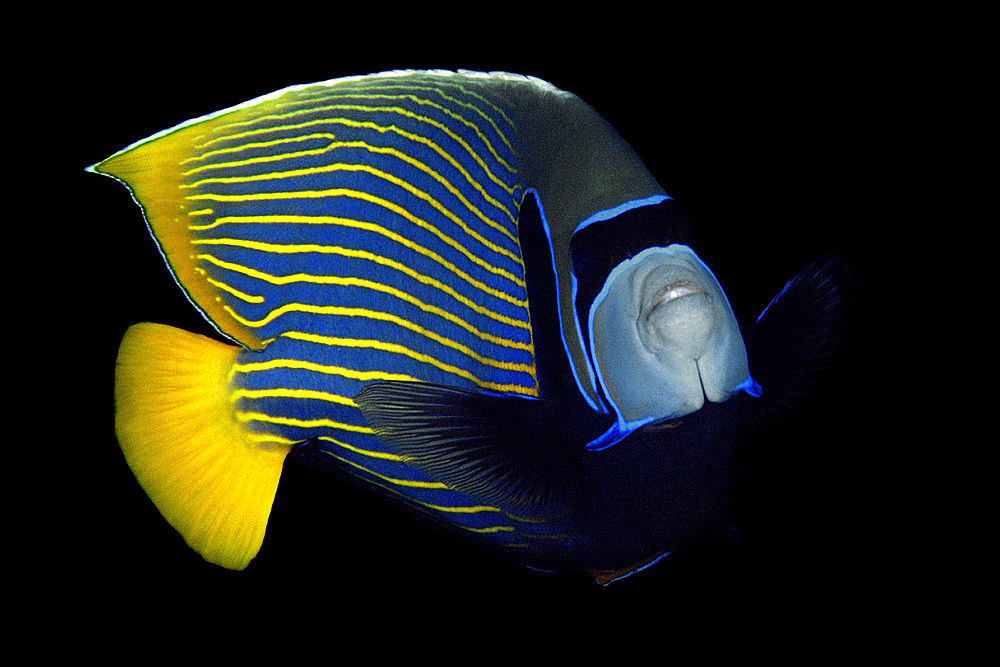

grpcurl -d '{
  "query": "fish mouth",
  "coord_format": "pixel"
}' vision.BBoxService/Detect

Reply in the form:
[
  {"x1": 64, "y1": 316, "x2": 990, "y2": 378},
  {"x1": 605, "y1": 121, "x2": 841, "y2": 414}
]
[{"x1": 650, "y1": 280, "x2": 703, "y2": 310}]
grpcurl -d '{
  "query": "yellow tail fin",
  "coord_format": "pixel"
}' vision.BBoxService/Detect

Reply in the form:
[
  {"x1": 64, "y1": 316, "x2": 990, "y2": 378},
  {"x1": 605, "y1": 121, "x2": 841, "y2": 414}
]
[{"x1": 115, "y1": 323, "x2": 291, "y2": 570}]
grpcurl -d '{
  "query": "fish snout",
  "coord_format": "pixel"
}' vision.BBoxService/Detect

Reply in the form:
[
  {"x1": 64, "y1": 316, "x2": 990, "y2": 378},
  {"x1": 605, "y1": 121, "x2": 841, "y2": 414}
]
[
  {"x1": 590, "y1": 244, "x2": 753, "y2": 425},
  {"x1": 638, "y1": 278, "x2": 715, "y2": 361}
]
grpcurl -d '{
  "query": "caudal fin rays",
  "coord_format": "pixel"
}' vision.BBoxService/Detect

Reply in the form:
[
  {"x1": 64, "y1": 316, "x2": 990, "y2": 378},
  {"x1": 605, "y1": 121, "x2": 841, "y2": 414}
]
[{"x1": 114, "y1": 322, "x2": 292, "y2": 570}]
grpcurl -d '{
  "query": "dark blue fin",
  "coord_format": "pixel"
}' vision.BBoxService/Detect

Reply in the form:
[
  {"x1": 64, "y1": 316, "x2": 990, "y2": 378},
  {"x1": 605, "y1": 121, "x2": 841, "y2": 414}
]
[
  {"x1": 744, "y1": 255, "x2": 853, "y2": 426},
  {"x1": 355, "y1": 381, "x2": 585, "y2": 522}
]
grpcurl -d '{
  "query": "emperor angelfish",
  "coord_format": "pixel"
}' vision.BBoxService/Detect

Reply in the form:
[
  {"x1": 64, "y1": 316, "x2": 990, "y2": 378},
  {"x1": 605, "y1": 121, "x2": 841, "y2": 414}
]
[{"x1": 91, "y1": 70, "x2": 846, "y2": 584}]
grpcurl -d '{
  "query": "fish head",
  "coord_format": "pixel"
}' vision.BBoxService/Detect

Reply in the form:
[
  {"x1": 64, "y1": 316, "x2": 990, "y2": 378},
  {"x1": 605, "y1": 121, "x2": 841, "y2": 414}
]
[{"x1": 589, "y1": 244, "x2": 758, "y2": 428}]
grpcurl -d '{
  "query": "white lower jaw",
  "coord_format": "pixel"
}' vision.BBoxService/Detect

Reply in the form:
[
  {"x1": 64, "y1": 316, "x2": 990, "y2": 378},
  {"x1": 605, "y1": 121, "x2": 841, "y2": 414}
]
[{"x1": 590, "y1": 244, "x2": 753, "y2": 427}]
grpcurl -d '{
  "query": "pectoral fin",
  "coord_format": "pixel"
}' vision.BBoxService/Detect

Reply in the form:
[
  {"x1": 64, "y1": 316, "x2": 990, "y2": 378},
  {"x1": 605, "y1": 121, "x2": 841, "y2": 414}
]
[
  {"x1": 745, "y1": 255, "x2": 853, "y2": 425},
  {"x1": 355, "y1": 381, "x2": 583, "y2": 522}
]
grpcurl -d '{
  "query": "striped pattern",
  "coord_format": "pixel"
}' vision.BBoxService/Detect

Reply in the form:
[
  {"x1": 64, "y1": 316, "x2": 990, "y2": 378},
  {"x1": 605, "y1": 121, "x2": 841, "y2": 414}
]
[{"x1": 173, "y1": 73, "x2": 569, "y2": 548}]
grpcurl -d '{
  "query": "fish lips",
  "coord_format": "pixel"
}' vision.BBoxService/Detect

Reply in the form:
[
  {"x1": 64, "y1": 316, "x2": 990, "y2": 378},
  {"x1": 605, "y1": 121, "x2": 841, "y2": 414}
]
[
  {"x1": 589, "y1": 244, "x2": 750, "y2": 427},
  {"x1": 634, "y1": 260, "x2": 721, "y2": 361}
]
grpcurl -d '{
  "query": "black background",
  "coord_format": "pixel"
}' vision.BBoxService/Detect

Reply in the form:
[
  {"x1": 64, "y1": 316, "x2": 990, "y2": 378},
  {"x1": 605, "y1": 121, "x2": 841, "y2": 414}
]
[{"x1": 33, "y1": 0, "x2": 992, "y2": 650}]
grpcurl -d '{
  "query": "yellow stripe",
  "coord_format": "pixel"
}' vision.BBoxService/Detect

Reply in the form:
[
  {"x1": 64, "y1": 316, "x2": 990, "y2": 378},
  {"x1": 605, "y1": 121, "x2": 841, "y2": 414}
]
[
  {"x1": 322, "y1": 448, "x2": 506, "y2": 515},
  {"x1": 182, "y1": 137, "x2": 519, "y2": 239},
  {"x1": 195, "y1": 247, "x2": 528, "y2": 332},
  {"x1": 316, "y1": 439, "x2": 447, "y2": 488},
  {"x1": 316, "y1": 447, "x2": 517, "y2": 534},
  {"x1": 226, "y1": 264, "x2": 523, "y2": 353},
  {"x1": 194, "y1": 245, "x2": 531, "y2": 360},
  {"x1": 278, "y1": 91, "x2": 516, "y2": 175},
  {"x1": 184, "y1": 162, "x2": 520, "y2": 263},
  {"x1": 236, "y1": 411, "x2": 373, "y2": 433},
  {"x1": 404, "y1": 502, "x2": 505, "y2": 514},
  {"x1": 230, "y1": 358, "x2": 418, "y2": 383},
  {"x1": 180, "y1": 133, "x2": 340, "y2": 171},
  {"x1": 464, "y1": 525, "x2": 518, "y2": 534},
  {"x1": 293, "y1": 78, "x2": 517, "y2": 131},
  {"x1": 192, "y1": 116, "x2": 517, "y2": 221},
  {"x1": 203, "y1": 275, "x2": 263, "y2": 303},
  {"x1": 319, "y1": 432, "x2": 555, "y2": 526},
  {"x1": 280, "y1": 331, "x2": 537, "y2": 395},
  {"x1": 316, "y1": 435, "x2": 404, "y2": 462},
  {"x1": 192, "y1": 215, "x2": 528, "y2": 309},
  {"x1": 293, "y1": 81, "x2": 517, "y2": 154},
  {"x1": 210, "y1": 102, "x2": 516, "y2": 196},
  {"x1": 221, "y1": 302, "x2": 534, "y2": 376},
  {"x1": 247, "y1": 432, "x2": 301, "y2": 446},
  {"x1": 186, "y1": 189, "x2": 525, "y2": 287},
  {"x1": 316, "y1": 438, "x2": 555, "y2": 527},
  {"x1": 231, "y1": 387, "x2": 356, "y2": 407},
  {"x1": 191, "y1": 233, "x2": 525, "y2": 310},
  {"x1": 447, "y1": 82, "x2": 517, "y2": 134},
  {"x1": 320, "y1": 450, "x2": 536, "y2": 531}
]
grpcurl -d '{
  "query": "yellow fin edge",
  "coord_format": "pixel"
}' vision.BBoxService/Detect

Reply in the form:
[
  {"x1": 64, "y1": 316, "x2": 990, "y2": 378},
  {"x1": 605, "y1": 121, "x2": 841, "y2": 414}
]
[
  {"x1": 92, "y1": 112, "x2": 262, "y2": 351},
  {"x1": 115, "y1": 322, "x2": 291, "y2": 570}
]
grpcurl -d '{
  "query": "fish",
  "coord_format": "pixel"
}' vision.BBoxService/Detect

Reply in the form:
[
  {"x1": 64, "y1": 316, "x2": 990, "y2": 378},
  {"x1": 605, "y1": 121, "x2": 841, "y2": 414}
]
[{"x1": 89, "y1": 69, "x2": 847, "y2": 584}]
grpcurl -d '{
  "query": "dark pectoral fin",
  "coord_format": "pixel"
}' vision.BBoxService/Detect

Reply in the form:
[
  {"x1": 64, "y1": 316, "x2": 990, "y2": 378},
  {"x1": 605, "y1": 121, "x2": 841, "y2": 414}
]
[
  {"x1": 354, "y1": 381, "x2": 583, "y2": 522},
  {"x1": 745, "y1": 255, "x2": 854, "y2": 425}
]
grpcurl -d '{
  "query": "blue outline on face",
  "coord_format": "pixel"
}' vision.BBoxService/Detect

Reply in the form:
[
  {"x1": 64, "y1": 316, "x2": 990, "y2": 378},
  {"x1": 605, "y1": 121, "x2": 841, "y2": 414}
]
[
  {"x1": 583, "y1": 244, "x2": 760, "y2": 451},
  {"x1": 524, "y1": 189, "x2": 602, "y2": 412},
  {"x1": 570, "y1": 194, "x2": 672, "y2": 411},
  {"x1": 525, "y1": 190, "x2": 670, "y2": 414},
  {"x1": 573, "y1": 194, "x2": 672, "y2": 234}
]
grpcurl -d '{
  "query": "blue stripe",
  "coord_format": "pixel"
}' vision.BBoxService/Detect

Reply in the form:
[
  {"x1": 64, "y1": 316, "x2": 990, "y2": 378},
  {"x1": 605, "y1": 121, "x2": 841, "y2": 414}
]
[{"x1": 192, "y1": 73, "x2": 557, "y2": 546}]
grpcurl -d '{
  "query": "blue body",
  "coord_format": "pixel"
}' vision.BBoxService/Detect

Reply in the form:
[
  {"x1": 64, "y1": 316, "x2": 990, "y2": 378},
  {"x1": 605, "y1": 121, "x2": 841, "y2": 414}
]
[
  {"x1": 154, "y1": 71, "x2": 671, "y2": 565},
  {"x1": 95, "y1": 71, "x2": 845, "y2": 580}
]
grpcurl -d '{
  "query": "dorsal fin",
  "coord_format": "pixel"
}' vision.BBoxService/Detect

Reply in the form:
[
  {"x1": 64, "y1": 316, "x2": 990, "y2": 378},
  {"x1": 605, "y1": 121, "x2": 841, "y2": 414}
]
[{"x1": 89, "y1": 99, "x2": 289, "y2": 350}]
